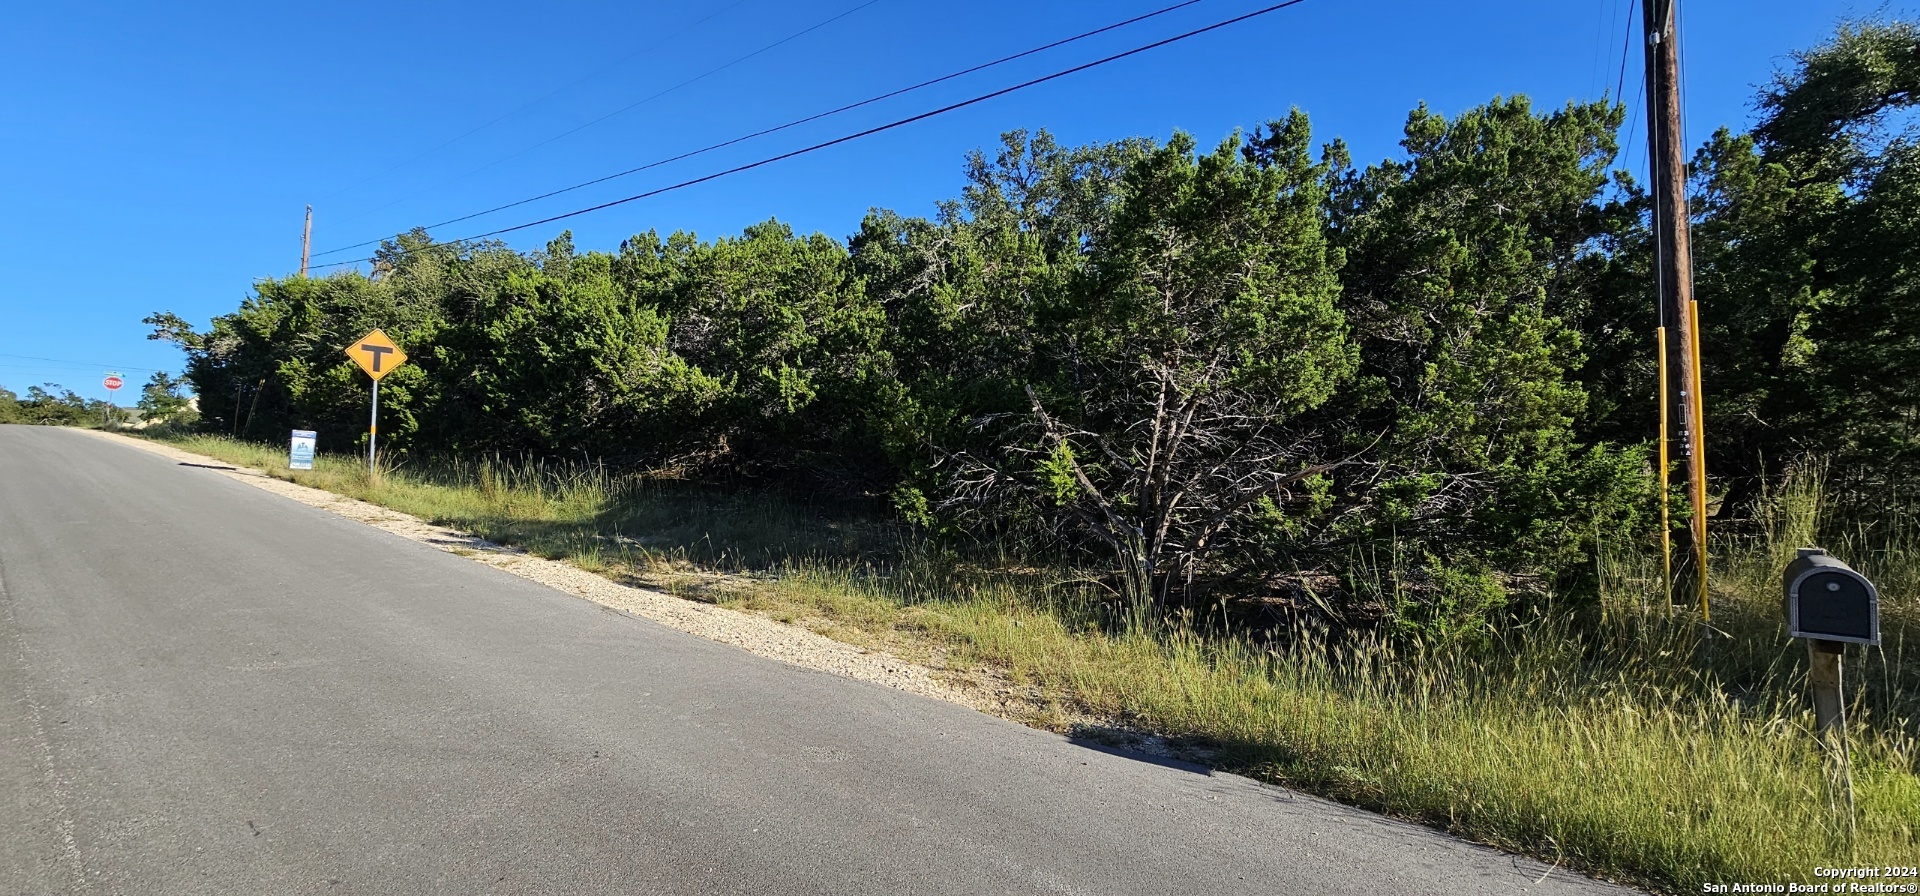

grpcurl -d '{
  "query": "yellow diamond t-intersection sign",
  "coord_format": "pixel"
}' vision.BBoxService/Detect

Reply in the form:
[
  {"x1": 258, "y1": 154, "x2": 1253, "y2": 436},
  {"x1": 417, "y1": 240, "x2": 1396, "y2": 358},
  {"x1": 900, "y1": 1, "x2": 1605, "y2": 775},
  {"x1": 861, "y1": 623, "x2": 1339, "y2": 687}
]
[{"x1": 346, "y1": 329, "x2": 408, "y2": 381}]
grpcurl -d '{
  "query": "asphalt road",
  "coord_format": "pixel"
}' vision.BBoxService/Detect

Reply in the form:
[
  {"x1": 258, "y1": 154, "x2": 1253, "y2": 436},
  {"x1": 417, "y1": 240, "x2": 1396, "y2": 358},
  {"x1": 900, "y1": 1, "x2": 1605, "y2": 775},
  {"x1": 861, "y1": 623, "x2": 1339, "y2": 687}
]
[{"x1": 0, "y1": 425, "x2": 1628, "y2": 895}]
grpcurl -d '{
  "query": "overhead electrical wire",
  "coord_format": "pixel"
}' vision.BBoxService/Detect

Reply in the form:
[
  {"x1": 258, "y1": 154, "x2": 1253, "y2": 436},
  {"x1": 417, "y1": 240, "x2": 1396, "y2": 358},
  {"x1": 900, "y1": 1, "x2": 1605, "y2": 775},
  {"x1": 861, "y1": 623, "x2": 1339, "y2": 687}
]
[
  {"x1": 1621, "y1": 0, "x2": 1646, "y2": 182},
  {"x1": 331, "y1": 0, "x2": 890, "y2": 228},
  {"x1": 0, "y1": 353, "x2": 163, "y2": 373},
  {"x1": 1614, "y1": 0, "x2": 1637, "y2": 101},
  {"x1": 310, "y1": 0, "x2": 1311, "y2": 272},
  {"x1": 312, "y1": 0, "x2": 1208, "y2": 259},
  {"x1": 1588, "y1": 0, "x2": 1613, "y2": 100},
  {"x1": 314, "y1": 0, "x2": 755, "y2": 206},
  {"x1": 0, "y1": 367, "x2": 117, "y2": 377}
]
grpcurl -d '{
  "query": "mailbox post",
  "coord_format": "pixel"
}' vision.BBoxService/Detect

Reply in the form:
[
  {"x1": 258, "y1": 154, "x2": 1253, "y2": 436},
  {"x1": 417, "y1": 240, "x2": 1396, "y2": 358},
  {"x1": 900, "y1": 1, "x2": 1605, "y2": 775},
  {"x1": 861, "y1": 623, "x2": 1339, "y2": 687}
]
[{"x1": 1782, "y1": 548, "x2": 1879, "y2": 737}]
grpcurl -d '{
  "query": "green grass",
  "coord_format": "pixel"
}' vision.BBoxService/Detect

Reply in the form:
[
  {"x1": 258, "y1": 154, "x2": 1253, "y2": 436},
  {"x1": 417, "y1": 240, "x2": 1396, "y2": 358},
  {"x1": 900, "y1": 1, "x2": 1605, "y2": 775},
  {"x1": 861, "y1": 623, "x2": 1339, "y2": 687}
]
[{"x1": 145, "y1": 432, "x2": 1918, "y2": 892}]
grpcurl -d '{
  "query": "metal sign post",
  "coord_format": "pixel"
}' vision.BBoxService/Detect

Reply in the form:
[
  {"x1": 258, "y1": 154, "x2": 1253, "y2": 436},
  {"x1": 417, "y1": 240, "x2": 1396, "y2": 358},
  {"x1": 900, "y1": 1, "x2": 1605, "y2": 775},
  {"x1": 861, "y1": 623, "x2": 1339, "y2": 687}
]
[
  {"x1": 344, "y1": 329, "x2": 407, "y2": 475},
  {"x1": 103, "y1": 373, "x2": 123, "y2": 429},
  {"x1": 369, "y1": 380, "x2": 379, "y2": 470}
]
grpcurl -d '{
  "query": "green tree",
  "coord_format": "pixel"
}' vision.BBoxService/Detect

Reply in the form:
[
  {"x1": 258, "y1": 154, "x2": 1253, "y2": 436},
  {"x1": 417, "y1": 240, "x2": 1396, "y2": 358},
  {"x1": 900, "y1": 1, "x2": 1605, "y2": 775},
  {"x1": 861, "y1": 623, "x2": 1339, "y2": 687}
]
[
  {"x1": 1327, "y1": 96, "x2": 1651, "y2": 629},
  {"x1": 854, "y1": 129, "x2": 1153, "y2": 520},
  {"x1": 150, "y1": 250, "x2": 447, "y2": 453},
  {"x1": 624, "y1": 220, "x2": 888, "y2": 477},
  {"x1": 1684, "y1": 18, "x2": 1920, "y2": 486},
  {"x1": 914, "y1": 120, "x2": 1354, "y2": 607},
  {"x1": 428, "y1": 231, "x2": 714, "y2": 459},
  {"x1": 20, "y1": 384, "x2": 93, "y2": 426},
  {"x1": 136, "y1": 371, "x2": 193, "y2": 422}
]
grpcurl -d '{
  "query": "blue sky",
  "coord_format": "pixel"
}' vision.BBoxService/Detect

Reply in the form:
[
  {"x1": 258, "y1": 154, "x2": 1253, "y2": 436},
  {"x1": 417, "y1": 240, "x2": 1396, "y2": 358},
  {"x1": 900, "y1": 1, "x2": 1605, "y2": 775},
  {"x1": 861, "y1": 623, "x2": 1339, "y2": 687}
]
[{"x1": 0, "y1": 0, "x2": 1870, "y2": 401}]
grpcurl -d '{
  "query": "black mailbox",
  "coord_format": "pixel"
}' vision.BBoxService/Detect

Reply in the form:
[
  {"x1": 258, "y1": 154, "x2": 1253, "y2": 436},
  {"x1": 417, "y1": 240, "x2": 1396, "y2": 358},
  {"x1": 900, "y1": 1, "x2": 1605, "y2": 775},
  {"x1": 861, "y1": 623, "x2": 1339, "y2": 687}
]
[{"x1": 1782, "y1": 548, "x2": 1879, "y2": 646}]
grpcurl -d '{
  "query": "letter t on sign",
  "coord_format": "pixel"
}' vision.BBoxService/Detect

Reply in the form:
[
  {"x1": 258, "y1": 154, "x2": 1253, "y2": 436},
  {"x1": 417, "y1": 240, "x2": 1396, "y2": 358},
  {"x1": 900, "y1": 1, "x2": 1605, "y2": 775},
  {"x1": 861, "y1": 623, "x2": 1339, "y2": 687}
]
[{"x1": 361, "y1": 343, "x2": 393, "y2": 372}]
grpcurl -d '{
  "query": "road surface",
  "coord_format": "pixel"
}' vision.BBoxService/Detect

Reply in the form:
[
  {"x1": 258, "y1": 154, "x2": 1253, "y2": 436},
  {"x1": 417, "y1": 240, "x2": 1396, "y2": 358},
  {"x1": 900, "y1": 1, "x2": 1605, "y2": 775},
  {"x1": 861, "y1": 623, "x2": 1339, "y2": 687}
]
[{"x1": 0, "y1": 425, "x2": 1626, "y2": 895}]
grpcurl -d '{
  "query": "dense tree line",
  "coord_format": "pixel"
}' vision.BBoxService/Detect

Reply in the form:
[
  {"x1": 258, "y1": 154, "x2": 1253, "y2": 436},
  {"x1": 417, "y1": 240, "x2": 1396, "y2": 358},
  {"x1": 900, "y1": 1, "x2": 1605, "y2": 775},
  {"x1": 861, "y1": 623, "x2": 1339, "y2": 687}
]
[
  {"x1": 147, "y1": 19, "x2": 1920, "y2": 632},
  {"x1": 0, "y1": 373, "x2": 192, "y2": 427},
  {"x1": 0, "y1": 384, "x2": 102, "y2": 426}
]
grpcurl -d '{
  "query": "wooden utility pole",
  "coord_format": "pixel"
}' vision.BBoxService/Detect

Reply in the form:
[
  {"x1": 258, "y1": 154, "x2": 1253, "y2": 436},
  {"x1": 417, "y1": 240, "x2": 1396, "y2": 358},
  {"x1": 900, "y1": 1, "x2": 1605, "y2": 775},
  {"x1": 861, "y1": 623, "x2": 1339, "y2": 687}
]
[
  {"x1": 1643, "y1": 0, "x2": 1710, "y2": 615},
  {"x1": 300, "y1": 205, "x2": 313, "y2": 277}
]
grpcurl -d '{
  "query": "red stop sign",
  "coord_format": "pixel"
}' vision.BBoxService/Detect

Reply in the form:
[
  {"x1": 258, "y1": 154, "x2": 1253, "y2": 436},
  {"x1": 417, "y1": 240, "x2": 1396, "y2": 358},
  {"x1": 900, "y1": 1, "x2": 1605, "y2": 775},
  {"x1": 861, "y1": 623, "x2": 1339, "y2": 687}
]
[{"x1": 103, "y1": 375, "x2": 123, "y2": 391}]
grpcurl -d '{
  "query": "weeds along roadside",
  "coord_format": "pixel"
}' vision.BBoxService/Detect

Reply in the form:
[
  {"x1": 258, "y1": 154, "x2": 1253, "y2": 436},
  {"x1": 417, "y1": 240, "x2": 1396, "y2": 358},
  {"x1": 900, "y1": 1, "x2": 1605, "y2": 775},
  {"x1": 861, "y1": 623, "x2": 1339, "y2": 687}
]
[{"x1": 140, "y1": 431, "x2": 1919, "y2": 892}]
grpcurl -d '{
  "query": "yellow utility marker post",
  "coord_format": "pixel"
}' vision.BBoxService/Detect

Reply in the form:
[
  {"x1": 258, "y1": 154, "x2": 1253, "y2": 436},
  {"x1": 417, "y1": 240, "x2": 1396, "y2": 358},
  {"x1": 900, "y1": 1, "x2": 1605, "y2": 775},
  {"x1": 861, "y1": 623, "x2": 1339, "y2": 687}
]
[
  {"x1": 1689, "y1": 300, "x2": 1709, "y2": 620},
  {"x1": 345, "y1": 329, "x2": 408, "y2": 475},
  {"x1": 1656, "y1": 327, "x2": 1671, "y2": 603}
]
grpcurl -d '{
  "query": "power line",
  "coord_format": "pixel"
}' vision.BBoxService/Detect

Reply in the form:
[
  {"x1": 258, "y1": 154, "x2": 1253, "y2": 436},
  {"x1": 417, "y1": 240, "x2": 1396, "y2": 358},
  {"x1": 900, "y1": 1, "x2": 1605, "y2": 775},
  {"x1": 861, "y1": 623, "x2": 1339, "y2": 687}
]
[
  {"x1": 312, "y1": 0, "x2": 1312, "y2": 272},
  {"x1": 1589, "y1": 0, "x2": 1611, "y2": 100},
  {"x1": 312, "y1": 0, "x2": 1207, "y2": 259},
  {"x1": 1614, "y1": 0, "x2": 1637, "y2": 100},
  {"x1": 0, "y1": 367, "x2": 114, "y2": 375},
  {"x1": 1623, "y1": 1, "x2": 1646, "y2": 179},
  {"x1": 0, "y1": 353, "x2": 164, "y2": 372},
  {"x1": 314, "y1": 0, "x2": 755, "y2": 206},
  {"x1": 331, "y1": 0, "x2": 889, "y2": 229}
]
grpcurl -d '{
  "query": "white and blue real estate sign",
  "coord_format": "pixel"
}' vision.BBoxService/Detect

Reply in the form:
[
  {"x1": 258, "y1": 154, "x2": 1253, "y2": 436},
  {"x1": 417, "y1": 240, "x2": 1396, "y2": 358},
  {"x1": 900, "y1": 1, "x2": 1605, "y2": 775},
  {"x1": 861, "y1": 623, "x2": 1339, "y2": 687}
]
[{"x1": 289, "y1": 430, "x2": 317, "y2": 470}]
